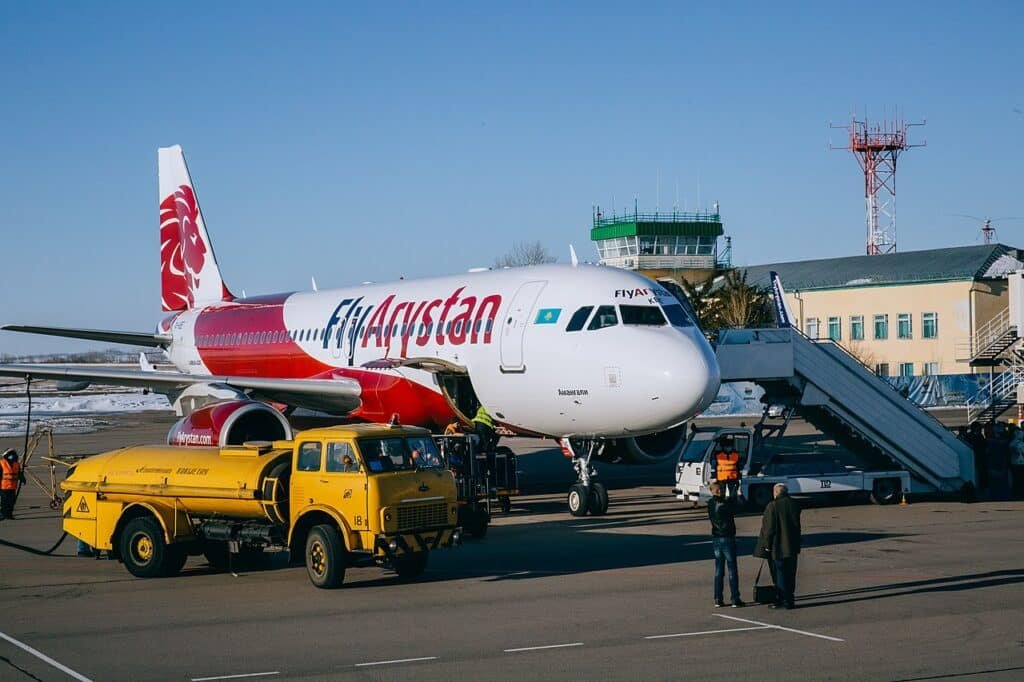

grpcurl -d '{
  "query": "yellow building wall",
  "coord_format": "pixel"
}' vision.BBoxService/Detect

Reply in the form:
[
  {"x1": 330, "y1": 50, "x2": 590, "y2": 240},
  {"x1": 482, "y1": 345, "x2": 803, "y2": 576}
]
[{"x1": 785, "y1": 279, "x2": 1004, "y2": 376}]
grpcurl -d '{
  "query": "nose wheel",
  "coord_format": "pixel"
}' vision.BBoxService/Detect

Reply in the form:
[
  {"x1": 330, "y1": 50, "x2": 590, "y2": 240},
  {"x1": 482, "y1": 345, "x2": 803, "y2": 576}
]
[{"x1": 561, "y1": 438, "x2": 610, "y2": 516}]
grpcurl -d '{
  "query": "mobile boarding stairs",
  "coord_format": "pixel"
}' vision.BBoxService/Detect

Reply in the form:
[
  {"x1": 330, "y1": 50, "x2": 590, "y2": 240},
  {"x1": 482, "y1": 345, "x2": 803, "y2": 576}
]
[{"x1": 715, "y1": 328, "x2": 976, "y2": 497}]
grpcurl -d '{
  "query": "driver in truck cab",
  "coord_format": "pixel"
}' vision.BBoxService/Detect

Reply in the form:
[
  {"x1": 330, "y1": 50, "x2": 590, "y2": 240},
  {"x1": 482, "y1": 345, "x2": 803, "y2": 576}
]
[{"x1": 714, "y1": 437, "x2": 742, "y2": 499}]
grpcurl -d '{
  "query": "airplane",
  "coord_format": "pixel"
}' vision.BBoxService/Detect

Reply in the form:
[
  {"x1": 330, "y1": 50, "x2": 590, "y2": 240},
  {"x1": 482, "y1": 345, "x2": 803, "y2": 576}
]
[{"x1": 0, "y1": 146, "x2": 721, "y2": 516}]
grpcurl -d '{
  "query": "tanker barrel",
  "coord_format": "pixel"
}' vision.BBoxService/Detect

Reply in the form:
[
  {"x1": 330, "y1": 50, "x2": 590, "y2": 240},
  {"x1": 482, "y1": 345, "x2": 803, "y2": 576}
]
[{"x1": 62, "y1": 481, "x2": 260, "y2": 500}]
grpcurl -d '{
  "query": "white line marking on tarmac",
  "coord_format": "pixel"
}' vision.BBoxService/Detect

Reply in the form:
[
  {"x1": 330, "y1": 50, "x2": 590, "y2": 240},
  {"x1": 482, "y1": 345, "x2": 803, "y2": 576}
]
[
  {"x1": 191, "y1": 673, "x2": 280, "y2": 681},
  {"x1": 504, "y1": 642, "x2": 584, "y2": 653},
  {"x1": 713, "y1": 613, "x2": 845, "y2": 642},
  {"x1": 645, "y1": 625, "x2": 770, "y2": 639},
  {"x1": 354, "y1": 656, "x2": 438, "y2": 667},
  {"x1": 0, "y1": 630, "x2": 93, "y2": 682}
]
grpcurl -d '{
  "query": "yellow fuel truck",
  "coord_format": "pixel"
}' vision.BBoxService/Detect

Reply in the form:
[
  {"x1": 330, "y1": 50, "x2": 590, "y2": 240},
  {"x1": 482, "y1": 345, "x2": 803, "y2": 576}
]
[{"x1": 61, "y1": 423, "x2": 460, "y2": 588}]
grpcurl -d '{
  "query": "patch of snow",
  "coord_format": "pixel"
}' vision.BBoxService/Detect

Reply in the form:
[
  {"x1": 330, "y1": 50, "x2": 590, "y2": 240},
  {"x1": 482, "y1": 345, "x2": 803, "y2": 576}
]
[
  {"x1": 982, "y1": 254, "x2": 1024, "y2": 279},
  {"x1": 0, "y1": 391, "x2": 171, "y2": 417}
]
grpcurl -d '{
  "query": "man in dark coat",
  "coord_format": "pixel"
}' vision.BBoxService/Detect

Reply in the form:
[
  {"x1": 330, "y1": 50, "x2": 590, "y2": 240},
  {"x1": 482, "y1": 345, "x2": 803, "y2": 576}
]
[
  {"x1": 707, "y1": 481, "x2": 744, "y2": 607},
  {"x1": 754, "y1": 483, "x2": 801, "y2": 609}
]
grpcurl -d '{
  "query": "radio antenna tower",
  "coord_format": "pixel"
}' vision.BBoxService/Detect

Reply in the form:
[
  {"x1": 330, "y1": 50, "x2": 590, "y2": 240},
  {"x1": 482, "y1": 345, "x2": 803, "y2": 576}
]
[{"x1": 831, "y1": 115, "x2": 925, "y2": 255}]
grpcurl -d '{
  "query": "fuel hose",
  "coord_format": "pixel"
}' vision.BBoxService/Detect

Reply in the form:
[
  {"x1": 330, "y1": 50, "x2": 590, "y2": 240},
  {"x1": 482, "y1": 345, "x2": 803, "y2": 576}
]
[{"x1": 0, "y1": 531, "x2": 69, "y2": 556}]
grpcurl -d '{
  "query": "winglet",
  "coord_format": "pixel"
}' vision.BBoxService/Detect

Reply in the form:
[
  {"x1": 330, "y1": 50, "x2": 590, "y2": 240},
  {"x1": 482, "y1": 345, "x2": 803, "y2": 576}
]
[
  {"x1": 569, "y1": 244, "x2": 579, "y2": 267},
  {"x1": 311, "y1": 276, "x2": 318, "y2": 292}
]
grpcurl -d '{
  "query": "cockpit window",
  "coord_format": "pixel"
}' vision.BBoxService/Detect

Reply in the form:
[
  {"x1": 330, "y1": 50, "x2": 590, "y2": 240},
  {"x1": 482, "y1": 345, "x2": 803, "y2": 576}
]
[
  {"x1": 565, "y1": 306, "x2": 594, "y2": 332},
  {"x1": 587, "y1": 305, "x2": 618, "y2": 330},
  {"x1": 620, "y1": 305, "x2": 666, "y2": 326},
  {"x1": 661, "y1": 303, "x2": 694, "y2": 328}
]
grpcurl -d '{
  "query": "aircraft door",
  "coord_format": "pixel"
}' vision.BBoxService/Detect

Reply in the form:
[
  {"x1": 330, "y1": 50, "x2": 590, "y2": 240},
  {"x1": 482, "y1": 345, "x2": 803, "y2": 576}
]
[{"x1": 500, "y1": 280, "x2": 547, "y2": 372}]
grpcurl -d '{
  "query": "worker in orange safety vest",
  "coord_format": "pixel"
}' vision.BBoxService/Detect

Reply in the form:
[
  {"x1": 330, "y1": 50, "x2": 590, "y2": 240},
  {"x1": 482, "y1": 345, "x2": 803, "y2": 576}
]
[
  {"x1": 714, "y1": 439, "x2": 742, "y2": 499},
  {"x1": 1, "y1": 449, "x2": 26, "y2": 520}
]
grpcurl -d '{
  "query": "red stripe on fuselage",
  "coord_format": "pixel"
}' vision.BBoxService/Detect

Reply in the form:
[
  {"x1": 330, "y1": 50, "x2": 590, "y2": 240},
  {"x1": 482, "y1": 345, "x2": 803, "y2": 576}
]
[
  {"x1": 191, "y1": 297, "x2": 455, "y2": 429},
  {"x1": 194, "y1": 295, "x2": 326, "y2": 377}
]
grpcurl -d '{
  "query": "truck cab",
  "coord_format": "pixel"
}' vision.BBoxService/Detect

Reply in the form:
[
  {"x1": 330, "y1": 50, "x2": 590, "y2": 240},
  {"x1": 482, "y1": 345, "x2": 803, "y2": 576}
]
[
  {"x1": 287, "y1": 424, "x2": 460, "y2": 586},
  {"x1": 674, "y1": 427, "x2": 752, "y2": 504}
]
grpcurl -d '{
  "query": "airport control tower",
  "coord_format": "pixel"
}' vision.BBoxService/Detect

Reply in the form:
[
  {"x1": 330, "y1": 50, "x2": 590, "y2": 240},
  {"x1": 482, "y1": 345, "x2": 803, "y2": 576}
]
[{"x1": 590, "y1": 206, "x2": 730, "y2": 286}]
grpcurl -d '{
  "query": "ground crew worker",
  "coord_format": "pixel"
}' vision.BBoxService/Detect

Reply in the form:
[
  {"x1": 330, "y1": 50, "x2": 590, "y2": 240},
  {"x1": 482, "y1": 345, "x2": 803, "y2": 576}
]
[
  {"x1": 472, "y1": 405, "x2": 498, "y2": 472},
  {"x1": 1, "y1": 449, "x2": 26, "y2": 520},
  {"x1": 714, "y1": 438, "x2": 741, "y2": 499},
  {"x1": 444, "y1": 417, "x2": 461, "y2": 436}
]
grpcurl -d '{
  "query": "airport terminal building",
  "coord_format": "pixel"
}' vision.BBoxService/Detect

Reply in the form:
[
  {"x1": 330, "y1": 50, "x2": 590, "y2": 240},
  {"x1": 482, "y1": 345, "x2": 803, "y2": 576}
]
[{"x1": 739, "y1": 244, "x2": 1024, "y2": 377}]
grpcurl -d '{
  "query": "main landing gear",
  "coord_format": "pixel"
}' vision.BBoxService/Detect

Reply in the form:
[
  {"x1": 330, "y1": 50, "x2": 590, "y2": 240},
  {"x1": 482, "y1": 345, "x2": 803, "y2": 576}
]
[{"x1": 560, "y1": 438, "x2": 609, "y2": 517}]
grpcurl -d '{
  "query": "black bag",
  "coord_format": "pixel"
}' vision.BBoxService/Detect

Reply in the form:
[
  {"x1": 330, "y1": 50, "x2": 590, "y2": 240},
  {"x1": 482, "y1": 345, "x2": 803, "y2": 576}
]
[{"x1": 754, "y1": 560, "x2": 777, "y2": 604}]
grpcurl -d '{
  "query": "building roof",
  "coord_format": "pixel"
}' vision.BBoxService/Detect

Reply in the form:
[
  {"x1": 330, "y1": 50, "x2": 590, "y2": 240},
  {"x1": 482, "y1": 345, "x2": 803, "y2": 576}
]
[
  {"x1": 736, "y1": 244, "x2": 1024, "y2": 292},
  {"x1": 591, "y1": 212, "x2": 723, "y2": 241}
]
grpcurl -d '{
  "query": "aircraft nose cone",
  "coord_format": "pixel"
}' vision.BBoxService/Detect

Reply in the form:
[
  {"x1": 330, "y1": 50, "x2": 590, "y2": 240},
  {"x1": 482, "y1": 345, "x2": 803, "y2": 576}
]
[{"x1": 643, "y1": 329, "x2": 721, "y2": 430}]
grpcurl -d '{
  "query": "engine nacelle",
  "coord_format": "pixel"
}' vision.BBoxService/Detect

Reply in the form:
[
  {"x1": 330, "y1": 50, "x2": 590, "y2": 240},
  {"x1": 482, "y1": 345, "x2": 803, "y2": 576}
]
[
  {"x1": 599, "y1": 424, "x2": 687, "y2": 464},
  {"x1": 167, "y1": 400, "x2": 293, "y2": 447},
  {"x1": 171, "y1": 382, "x2": 252, "y2": 417}
]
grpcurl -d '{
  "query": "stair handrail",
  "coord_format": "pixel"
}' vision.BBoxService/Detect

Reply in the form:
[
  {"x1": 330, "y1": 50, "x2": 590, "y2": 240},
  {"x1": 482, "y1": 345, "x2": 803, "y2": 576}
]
[
  {"x1": 973, "y1": 306, "x2": 1012, "y2": 357},
  {"x1": 795, "y1": 327, "x2": 956, "y2": 433},
  {"x1": 965, "y1": 367, "x2": 1021, "y2": 423}
]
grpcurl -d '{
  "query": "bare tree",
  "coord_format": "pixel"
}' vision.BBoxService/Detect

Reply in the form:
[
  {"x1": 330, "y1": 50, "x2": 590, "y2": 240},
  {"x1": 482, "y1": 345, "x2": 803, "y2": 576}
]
[
  {"x1": 495, "y1": 241, "x2": 557, "y2": 268},
  {"x1": 843, "y1": 340, "x2": 877, "y2": 369}
]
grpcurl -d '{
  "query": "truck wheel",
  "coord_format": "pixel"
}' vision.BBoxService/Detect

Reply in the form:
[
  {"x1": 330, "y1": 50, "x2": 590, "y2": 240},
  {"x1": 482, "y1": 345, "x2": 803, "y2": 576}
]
[
  {"x1": 749, "y1": 485, "x2": 772, "y2": 511},
  {"x1": 120, "y1": 517, "x2": 173, "y2": 578},
  {"x1": 469, "y1": 512, "x2": 489, "y2": 539},
  {"x1": 568, "y1": 484, "x2": 589, "y2": 516},
  {"x1": 871, "y1": 478, "x2": 900, "y2": 505},
  {"x1": 393, "y1": 551, "x2": 429, "y2": 579},
  {"x1": 588, "y1": 482, "x2": 609, "y2": 516},
  {"x1": 306, "y1": 524, "x2": 346, "y2": 589},
  {"x1": 166, "y1": 546, "x2": 188, "y2": 576}
]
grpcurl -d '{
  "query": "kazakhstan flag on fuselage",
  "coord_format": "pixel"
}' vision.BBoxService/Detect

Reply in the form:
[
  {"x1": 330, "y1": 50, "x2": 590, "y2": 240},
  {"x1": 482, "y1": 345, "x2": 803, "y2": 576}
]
[{"x1": 534, "y1": 308, "x2": 561, "y2": 324}]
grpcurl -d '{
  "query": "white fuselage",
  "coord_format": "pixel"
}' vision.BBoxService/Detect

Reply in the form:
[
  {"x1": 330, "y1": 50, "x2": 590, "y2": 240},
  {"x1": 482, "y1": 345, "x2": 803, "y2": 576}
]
[{"x1": 165, "y1": 264, "x2": 721, "y2": 438}]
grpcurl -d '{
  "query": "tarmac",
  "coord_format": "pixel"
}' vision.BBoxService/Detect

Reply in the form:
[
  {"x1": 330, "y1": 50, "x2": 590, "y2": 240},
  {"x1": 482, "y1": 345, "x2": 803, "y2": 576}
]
[{"x1": 0, "y1": 412, "x2": 1022, "y2": 681}]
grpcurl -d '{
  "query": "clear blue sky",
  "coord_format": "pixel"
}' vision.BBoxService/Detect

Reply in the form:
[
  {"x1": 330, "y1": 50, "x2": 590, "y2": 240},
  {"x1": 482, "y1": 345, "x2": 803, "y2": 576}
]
[{"x1": 1, "y1": 2, "x2": 1021, "y2": 355}]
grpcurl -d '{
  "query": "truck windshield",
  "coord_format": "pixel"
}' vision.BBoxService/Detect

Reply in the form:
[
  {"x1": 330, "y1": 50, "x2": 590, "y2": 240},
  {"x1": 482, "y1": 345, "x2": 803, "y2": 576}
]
[
  {"x1": 359, "y1": 436, "x2": 444, "y2": 472},
  {"x1": 680, "y1": 435, "x2": 713, "y2": 463},
  {"x1": 406, "y1": 435, "x2": 444, "y2": 469}
]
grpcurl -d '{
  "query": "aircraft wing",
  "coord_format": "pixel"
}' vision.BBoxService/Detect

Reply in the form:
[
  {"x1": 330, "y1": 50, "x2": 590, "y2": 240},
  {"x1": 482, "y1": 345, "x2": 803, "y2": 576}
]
[
  {"x1": 1, "y1": 324, "x2": 171, "y2": 348},
  {"x1": 0, "y1": 364, "x2": 363, "y2": 413}
]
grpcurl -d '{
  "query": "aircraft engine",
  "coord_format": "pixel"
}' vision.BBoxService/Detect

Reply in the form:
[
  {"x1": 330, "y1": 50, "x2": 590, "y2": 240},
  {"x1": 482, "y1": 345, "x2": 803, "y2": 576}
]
[
  {"x1": 599, "y1": 424, "x2": 687, "y2": 464},
  {"x1": 167, "y1": 400, "x2": 293, "y2": 447}
]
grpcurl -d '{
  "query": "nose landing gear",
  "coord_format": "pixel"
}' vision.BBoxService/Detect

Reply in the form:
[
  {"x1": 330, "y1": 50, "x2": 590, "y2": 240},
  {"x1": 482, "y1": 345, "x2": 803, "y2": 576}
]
[{"x1": 560, "y1": 438, "x2": 610, "y2": 517}]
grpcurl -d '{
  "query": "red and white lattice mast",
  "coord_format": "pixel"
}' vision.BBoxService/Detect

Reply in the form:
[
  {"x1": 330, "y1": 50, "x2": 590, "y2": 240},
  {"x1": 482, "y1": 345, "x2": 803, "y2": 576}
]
[{"x1": 832, "y1": 116, "x2": 925, "y2": 255}]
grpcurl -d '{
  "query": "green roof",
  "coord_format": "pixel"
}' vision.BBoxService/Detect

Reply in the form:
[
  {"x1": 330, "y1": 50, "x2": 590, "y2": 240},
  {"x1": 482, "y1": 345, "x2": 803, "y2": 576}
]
[
  {"x1": 734, "y1": 244, "x2": 1024, "y2": 291},
  {"x1": 591, "y1": 212, "x2": 723, "y2": 241}
]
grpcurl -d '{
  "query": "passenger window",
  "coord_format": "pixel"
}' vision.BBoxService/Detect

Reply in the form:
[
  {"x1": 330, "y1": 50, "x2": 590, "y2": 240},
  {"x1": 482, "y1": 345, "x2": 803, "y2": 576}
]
[
  {"x1": 620, "y1": 305, "x2": 667, "y2": 326},
  {"x1": 565, "y1": 306, "x2": 594, "y2": 332},
  {"x1": 297, "y1": 442, "x2": 322, "y2": 471},
  {"x1": 587, "y1": 305, "x2": 618, "y2": 330},
  {"x1": 326, "y1": 442, "x2": 360, "y2": 473}
]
